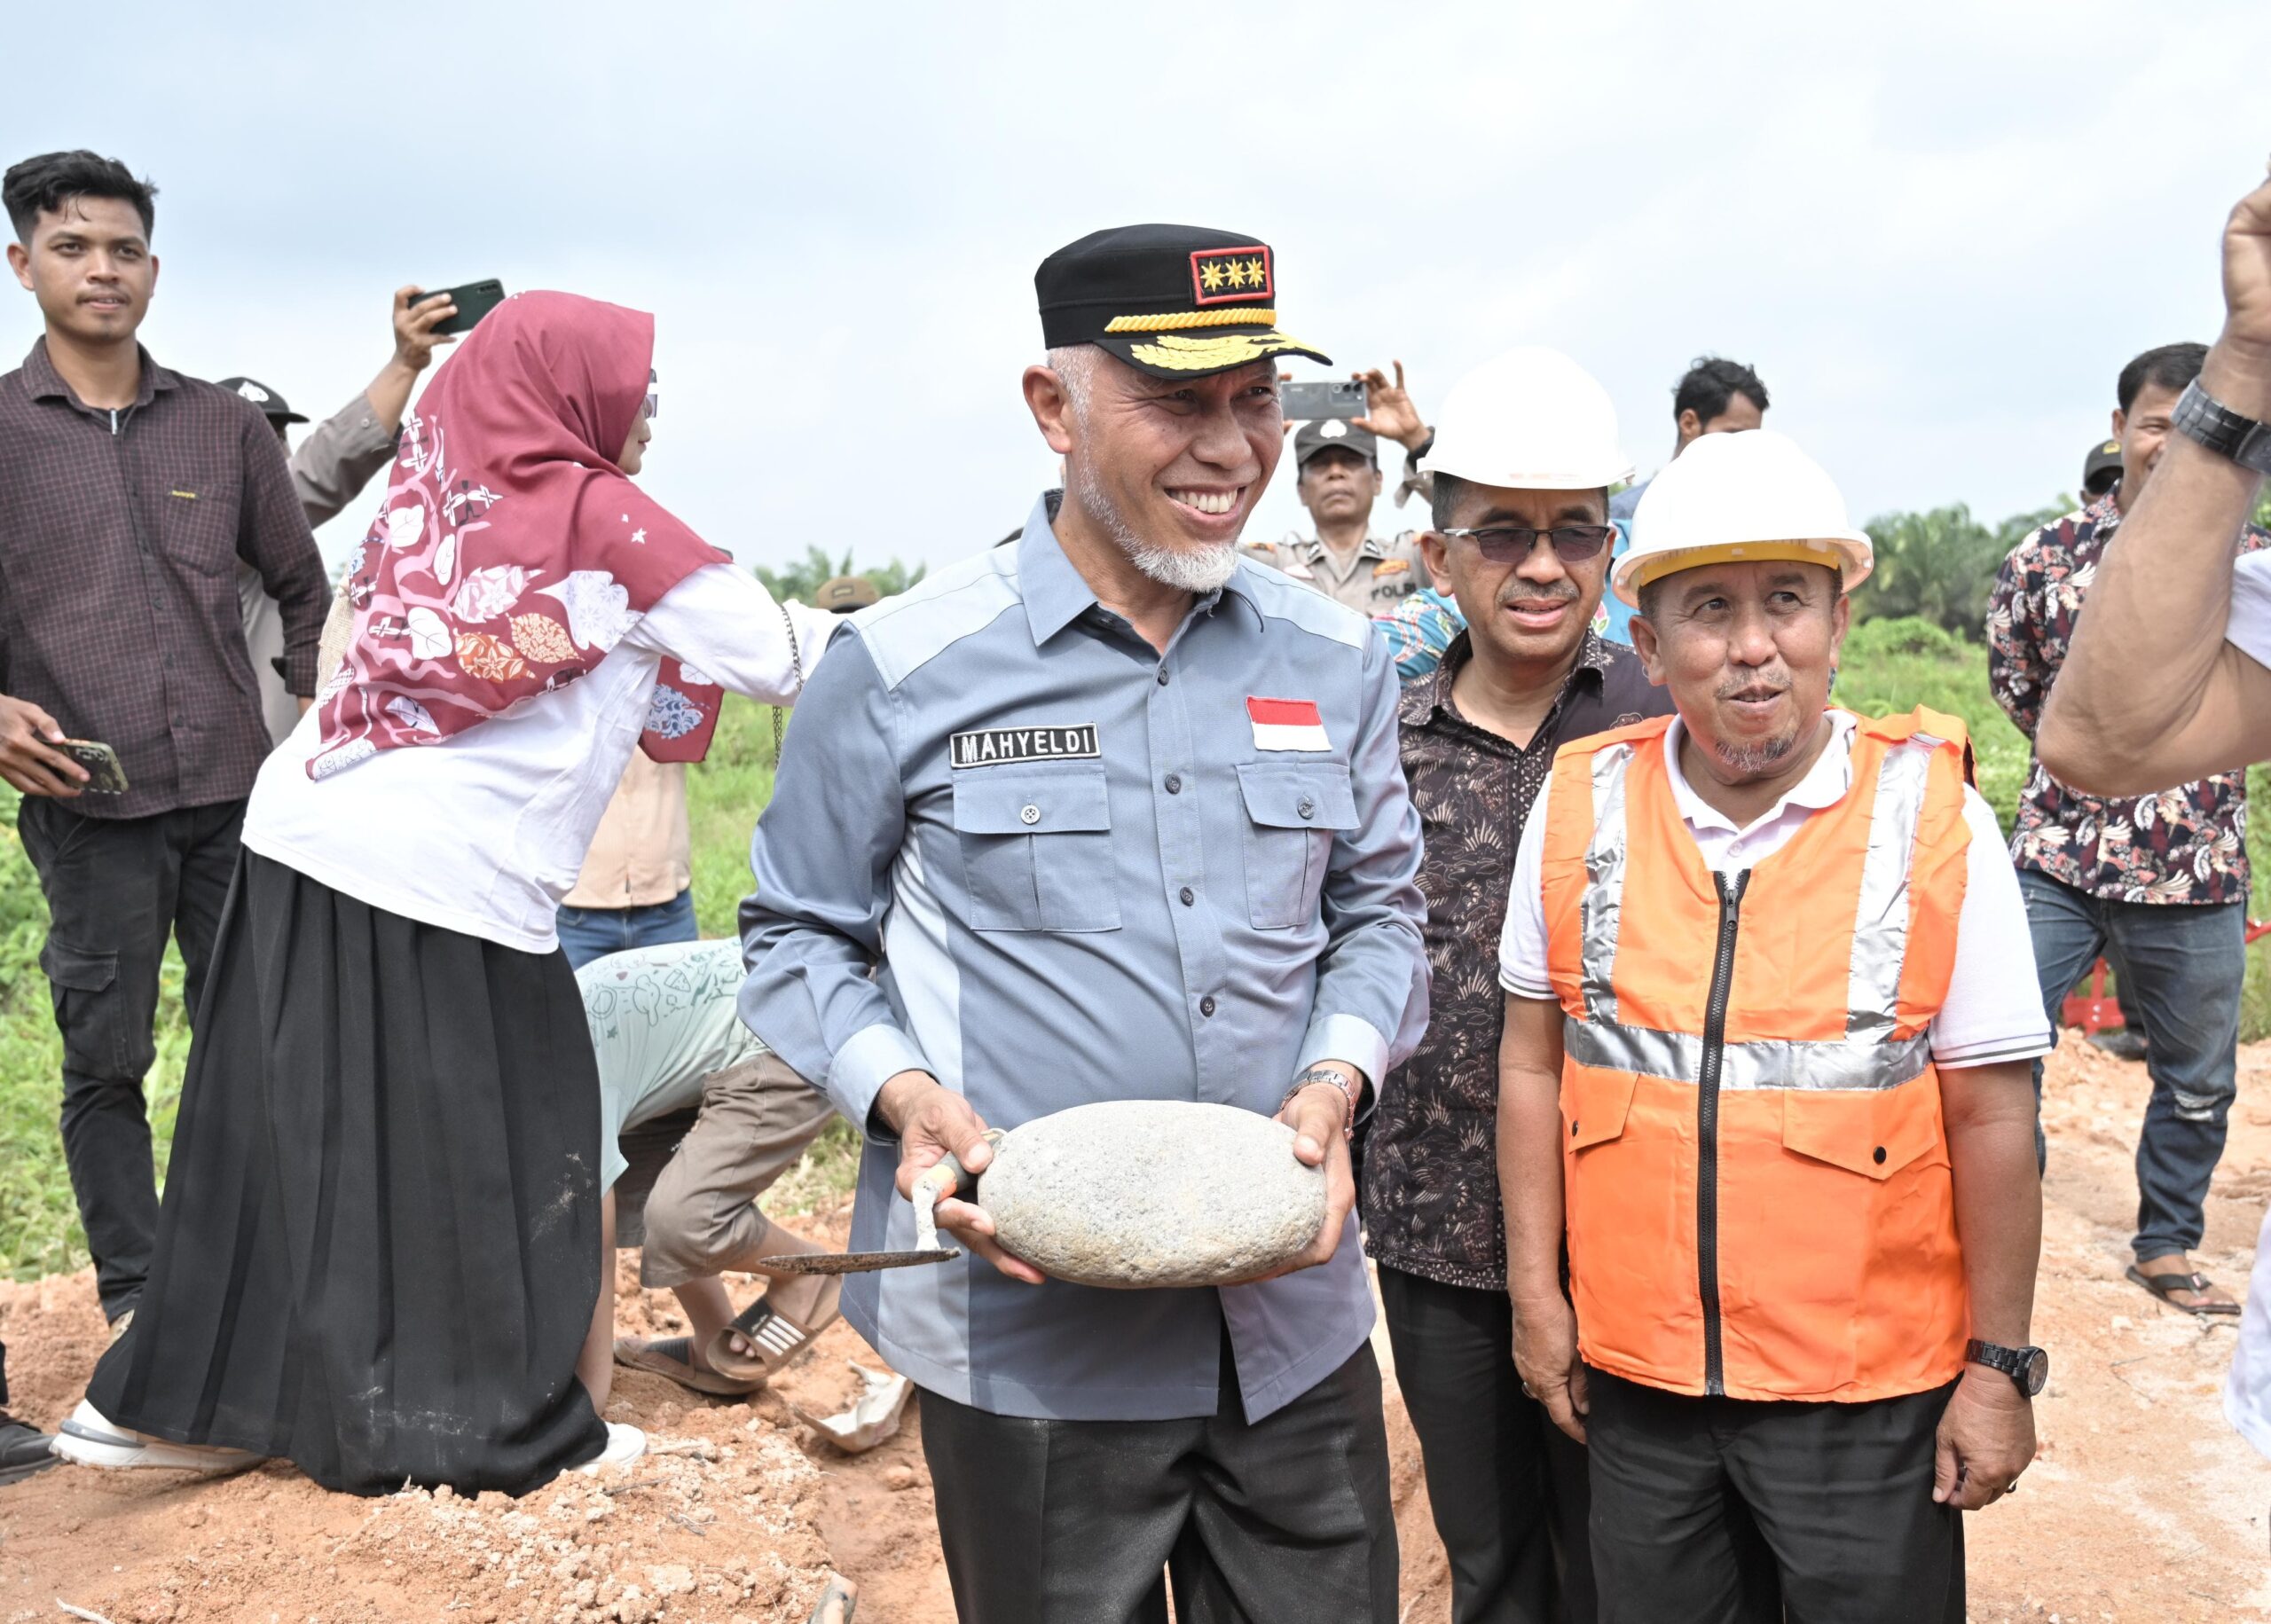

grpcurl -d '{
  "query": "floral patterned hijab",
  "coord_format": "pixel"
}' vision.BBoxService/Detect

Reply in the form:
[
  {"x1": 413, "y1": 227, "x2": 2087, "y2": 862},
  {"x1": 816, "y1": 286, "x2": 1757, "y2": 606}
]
[{"x1": 308, "y1": 291, "x2": 728, "y2": 780}]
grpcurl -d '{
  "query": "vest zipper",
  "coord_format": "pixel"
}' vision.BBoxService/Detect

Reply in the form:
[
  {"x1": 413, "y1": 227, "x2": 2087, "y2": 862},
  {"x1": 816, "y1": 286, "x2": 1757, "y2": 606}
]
[{"x1": 1699, "y1": 867, "x2": 1749, "y2": 1398}]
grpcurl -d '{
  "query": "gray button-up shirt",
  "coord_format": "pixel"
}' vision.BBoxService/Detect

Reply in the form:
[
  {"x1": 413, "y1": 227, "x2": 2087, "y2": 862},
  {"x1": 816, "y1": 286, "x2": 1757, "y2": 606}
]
[
  {"x1": 239, "y1": 389, "x2": 399, "y2": 742},
  {"x1": 741, "y1": 494, "x2": 1428, "y2": 1424}
]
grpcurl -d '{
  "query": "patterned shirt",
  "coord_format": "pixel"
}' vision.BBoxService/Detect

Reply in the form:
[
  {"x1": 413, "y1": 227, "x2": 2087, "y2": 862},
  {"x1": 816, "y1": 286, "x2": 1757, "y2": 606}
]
[
  {"x1": 0, "y1": 339, "x2": 329, "y2": 819},
  {"x1": 1373, "y1": 586, "x2": 1616, "y2": 685},
  {"x1": 1361, "y1": 630, "x2": 1670, "y2": 1290},
  {"x1": 1987, "y1": 492, "x2": 2271, "y2": 905}
]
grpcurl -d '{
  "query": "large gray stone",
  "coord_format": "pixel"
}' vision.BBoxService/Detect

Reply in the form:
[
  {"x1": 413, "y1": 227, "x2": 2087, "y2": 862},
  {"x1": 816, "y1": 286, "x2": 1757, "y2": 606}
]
[{"x1": 978, "y1": 1100, "x2": 1327, "y2": 1288}]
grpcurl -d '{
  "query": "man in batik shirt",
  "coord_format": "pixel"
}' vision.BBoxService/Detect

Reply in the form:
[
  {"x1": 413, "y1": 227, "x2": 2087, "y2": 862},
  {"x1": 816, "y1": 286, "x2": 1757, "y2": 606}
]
[{"x1": 1988, "y1": 340, "x2": 2271, "y2": 1318}]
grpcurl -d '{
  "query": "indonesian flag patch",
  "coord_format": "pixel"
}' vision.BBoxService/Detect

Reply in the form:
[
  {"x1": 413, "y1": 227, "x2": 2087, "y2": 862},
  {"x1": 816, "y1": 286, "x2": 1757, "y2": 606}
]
[{"x1": 1247, "y1": 696, "x2": 1330, "y2": 752}]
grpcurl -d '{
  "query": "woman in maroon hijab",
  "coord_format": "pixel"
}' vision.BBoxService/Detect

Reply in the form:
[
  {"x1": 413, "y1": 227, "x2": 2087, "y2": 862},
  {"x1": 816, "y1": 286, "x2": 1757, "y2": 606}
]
[{"x1": 59, "y1": 293, "x2": 835, "y2": 1495}]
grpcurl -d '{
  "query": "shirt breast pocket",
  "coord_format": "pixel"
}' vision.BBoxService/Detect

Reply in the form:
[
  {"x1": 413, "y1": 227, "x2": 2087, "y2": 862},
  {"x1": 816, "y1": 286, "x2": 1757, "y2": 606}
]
[
  {"x1": 1236, "y1": 762, "x2": 1359, "y2": 930},
  {"x1": 156, "y1": 475, "x2": 241, "y2": 577},
  {"x1": 951, "y1": 765, "x2": 1121, "y2": 932}
]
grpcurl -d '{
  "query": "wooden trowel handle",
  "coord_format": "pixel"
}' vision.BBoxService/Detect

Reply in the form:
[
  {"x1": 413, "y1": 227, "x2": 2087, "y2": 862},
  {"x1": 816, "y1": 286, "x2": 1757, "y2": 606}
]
[{"x1": 912, "y1": 1130, "x2": 1002, "y2": 1206}]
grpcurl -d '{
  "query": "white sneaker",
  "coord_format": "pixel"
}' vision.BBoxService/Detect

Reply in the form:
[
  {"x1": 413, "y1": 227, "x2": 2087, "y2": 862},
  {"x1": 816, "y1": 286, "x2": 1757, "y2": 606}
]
[
  {"x1": 51, "y1": 1400, "x2": 264, "y2": 1475},
  {"x1": 573, "y1": 1422, "x2": 646, "y2": 1474}
]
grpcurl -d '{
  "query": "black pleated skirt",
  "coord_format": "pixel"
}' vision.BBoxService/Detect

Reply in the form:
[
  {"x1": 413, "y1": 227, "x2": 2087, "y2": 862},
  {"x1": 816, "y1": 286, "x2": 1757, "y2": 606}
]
[{"x1": 86, "y1": 851, "x2": 608, "y2": 1495}]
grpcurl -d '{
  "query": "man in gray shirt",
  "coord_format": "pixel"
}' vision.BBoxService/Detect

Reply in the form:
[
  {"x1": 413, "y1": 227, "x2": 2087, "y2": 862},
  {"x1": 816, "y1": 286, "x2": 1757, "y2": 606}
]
[
  {"x1": 224, "y1": 286, "x2": 458, "y2": 741},
  {"x1": 741, "y1": 224, "x2": 1427, "y2": 1621}
]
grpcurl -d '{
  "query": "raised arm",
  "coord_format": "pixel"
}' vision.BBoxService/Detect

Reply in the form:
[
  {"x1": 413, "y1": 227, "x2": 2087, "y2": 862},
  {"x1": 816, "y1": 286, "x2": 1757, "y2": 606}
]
[
  {"x1": 625, "y1": 563, "x2": 835, "y2": 707},
  {"x1": 2038, "y1": 172, "x2": 2271, "y2": 792}
]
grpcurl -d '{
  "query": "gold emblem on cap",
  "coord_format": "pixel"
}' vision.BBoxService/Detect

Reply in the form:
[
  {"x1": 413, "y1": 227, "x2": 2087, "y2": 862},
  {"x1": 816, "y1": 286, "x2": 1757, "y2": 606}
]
[
  {"x1": 1124, "y1": 329, "x2": 1317, "y2": 372},
  {"x1": 1190, "y1": 245, "x2": 1274, "y2": 306},
  {"x1": 1105, "y1": 309, "x2": 1278, "y2": 333}
]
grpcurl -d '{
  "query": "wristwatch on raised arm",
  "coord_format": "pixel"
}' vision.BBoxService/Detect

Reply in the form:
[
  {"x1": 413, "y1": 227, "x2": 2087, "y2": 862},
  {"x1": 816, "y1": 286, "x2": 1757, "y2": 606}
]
[
  {"x1": 2172, "y1": 380, "x2": 2271, "y2": 476},
  {"x1": 1964, "y1": 1338, "x2": 2049, "y2": 1398}
]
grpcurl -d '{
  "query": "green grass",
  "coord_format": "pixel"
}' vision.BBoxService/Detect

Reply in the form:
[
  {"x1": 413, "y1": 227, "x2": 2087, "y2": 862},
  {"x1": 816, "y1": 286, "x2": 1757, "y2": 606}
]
[{"x1": 4, "y1": 639, "x2": 2267, "y2": 1275}]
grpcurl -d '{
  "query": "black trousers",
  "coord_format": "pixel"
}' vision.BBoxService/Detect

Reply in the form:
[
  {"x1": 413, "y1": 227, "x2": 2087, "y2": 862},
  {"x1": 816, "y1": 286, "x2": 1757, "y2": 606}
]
[
  {"x1": 17, "y1": 796, "x2": 243, "y2": 1322},
  {"x1": 1378, "y1": 1267, "x2": 1596, "y2": 1623},
  {"x1": 1585, "y1": 1369, "x2": 1963, "y2": 1624},
  {"x1": 919, "y1": 1338, "x2": 1398, "y2": 1624}
]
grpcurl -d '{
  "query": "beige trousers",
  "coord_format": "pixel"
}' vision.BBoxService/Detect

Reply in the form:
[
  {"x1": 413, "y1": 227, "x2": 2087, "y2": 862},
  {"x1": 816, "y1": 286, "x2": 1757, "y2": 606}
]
[{"x1": 638, "y1": 1050, "x2": 838, "y2": 1288}]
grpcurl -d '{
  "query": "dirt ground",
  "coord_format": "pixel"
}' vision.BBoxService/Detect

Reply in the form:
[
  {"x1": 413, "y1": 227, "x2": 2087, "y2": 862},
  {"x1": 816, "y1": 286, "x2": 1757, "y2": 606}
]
[{"x1": 4, "y1": 1036, "x2": 2269, "y2": 1621}]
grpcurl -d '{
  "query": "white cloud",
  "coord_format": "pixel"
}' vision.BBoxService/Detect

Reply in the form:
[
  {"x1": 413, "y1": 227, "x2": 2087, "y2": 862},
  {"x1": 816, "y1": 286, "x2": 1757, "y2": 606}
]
[{"x1": 6, "y1": 0, "x2": 2267, "y2": 574}]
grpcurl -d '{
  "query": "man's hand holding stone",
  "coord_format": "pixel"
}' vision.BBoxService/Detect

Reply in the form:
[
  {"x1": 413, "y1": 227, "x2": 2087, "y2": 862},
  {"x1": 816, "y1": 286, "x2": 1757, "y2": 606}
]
[
  {"x1": 876, "y1": 1069, "x2": 1045, "y2": 1284},
  {"x1": 1242, "y1": 1063, "x2": 1361, "y2": 1282}
]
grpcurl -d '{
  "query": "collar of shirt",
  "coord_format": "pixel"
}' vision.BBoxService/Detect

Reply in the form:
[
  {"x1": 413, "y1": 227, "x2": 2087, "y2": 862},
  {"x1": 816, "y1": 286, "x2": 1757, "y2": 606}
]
[
  {"x1": 1285, "y1": 530, "x2": 1390, "y2": 560},
  {"x1": 1409, "y1": 627, "x2": 1610, "y2": 738},
  {"x1": 23, "y1": 335, "x2": 174, "y2": 413},
  {"x1": 2080, "y1": 488, "x2": 2121, "y2": 537},
  {"x1": 1662, "y1": 709, "x2": 1861, "y2": 871},
  {"x1": 1016, "y1": 490, "x2": 1257, "y2": 646}
]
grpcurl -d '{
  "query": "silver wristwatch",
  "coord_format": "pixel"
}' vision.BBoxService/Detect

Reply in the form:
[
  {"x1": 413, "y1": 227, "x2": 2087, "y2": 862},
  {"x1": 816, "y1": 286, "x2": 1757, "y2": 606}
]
[{"x1": 2173, "y1": 380, "x2": 2271, "y2": 476}]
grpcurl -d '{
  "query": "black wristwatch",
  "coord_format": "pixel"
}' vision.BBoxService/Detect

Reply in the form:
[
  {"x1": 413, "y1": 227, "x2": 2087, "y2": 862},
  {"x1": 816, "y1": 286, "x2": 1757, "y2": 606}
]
[
  {"x1": 2173, "y1": 380, "x2": 2271, "y2": 476},
  {"x1": 1964, "y1": 1338, "x2": 2048, "y2": 1398}
]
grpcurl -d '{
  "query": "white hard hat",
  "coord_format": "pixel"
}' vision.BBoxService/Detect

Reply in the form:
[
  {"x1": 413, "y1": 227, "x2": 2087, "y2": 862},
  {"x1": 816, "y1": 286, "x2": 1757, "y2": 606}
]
[
  {"x1": 1612, "y1": 428, "x2": 1873, "y2": 608},
  {"x1": 1417, "y1": 346, "x2": 1633, "y2": 492}
]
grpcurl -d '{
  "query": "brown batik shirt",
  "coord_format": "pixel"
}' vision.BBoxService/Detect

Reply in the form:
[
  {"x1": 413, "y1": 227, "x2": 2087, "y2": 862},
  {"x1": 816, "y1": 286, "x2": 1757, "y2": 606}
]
[
  {"x1": 1361, "y1": 628, "x2": 1670, "y2": 1291},
  {"x1": 0, "y1": 338, "x2": 328, "y2": 819}
]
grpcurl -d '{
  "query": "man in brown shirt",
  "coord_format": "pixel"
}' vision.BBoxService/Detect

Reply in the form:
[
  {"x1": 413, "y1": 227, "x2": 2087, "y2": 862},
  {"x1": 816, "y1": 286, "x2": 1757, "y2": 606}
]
[
  {"x1": 1359, "y1": 349, "x2": 1672, "y2": 1623},
  {"x1": 0, "y1": 151, "x2": 328, "y2": 1332}
]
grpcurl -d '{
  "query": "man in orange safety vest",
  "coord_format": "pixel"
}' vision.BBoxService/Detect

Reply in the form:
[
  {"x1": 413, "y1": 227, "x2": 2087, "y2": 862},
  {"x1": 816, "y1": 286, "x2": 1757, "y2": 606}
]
[{"x1": 1496, "y1": 428, "x2": 2053, "y2": 1620}]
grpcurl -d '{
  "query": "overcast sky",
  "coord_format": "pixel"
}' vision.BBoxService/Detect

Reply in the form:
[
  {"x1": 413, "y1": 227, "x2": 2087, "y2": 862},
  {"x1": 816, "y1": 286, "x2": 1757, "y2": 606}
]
[{"x1": 9, "y1": 2, "x2": 2269, "y2": 573}]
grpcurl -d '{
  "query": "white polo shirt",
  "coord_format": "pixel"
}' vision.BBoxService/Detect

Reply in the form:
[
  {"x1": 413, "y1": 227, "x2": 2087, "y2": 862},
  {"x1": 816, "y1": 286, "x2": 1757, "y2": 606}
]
[
  {"x1": 1497, "y1": 710, "x2": 2053, "y2": 1071},
  {"x1": 2220, "y1": 555, "x2": 2271, "y2": 1458}
]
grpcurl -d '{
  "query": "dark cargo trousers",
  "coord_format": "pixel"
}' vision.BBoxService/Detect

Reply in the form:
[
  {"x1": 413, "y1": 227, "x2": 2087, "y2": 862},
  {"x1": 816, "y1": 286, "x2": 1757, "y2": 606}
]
[{"x1": 17, "y1": 796, "x2": 243, "y2": 1321}]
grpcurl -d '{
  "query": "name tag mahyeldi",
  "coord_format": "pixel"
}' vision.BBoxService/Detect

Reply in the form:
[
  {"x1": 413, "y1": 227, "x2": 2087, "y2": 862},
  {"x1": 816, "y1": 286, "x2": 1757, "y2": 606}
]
[{"x1": 950, "y1": 724, "x2": 1102, "y2": 768}]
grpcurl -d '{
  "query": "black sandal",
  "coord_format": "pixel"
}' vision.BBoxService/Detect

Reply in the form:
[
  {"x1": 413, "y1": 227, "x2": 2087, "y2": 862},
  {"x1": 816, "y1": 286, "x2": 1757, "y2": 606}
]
[{"x1": 2126, "y1": 1264, "x2": 2243, "y2": 1317}]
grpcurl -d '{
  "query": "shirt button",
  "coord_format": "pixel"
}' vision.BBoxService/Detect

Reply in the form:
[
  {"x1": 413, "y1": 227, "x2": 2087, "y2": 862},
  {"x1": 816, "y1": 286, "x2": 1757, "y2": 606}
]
[
  {"x1": 1165, "y1": 773, "x2": 1182, "y2": 795},
  {"x1": 1157, "y1": 668, "x2": 1170, "y2": 686},
  {"x1": 1297, "y1": 796, "x2": 1316, "y2": 820},
  {"x1": 1180, "y1": 886, "x2": 1195, "y2": 906},
  {"x1": 1019, "y1": 804, "x2": 1041, "y2": 825},
  {"x1": 1199, "y1": 995, "x2": 1216, "y2": 1016}
]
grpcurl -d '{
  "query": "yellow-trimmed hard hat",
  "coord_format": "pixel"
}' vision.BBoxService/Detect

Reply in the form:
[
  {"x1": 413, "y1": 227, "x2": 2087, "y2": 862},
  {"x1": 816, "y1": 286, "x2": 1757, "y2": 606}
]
[{"x1": 1613, "y1": 428, "x2": 1873, "y2": 608}]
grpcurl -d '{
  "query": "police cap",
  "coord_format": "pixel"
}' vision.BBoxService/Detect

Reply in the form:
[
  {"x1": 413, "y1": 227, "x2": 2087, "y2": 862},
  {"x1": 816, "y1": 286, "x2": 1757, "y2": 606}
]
[
  {"x1": 1036, "y1": 224, "x2": 1330, "y2": 381},
  {"x1": 215, "y1": 376, "x2": 308, "y2": 426}
]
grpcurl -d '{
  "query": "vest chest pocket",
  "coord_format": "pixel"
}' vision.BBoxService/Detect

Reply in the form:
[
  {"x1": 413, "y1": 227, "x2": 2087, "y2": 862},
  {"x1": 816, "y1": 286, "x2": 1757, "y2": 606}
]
[
  {"x1": 951, "y1": 765, "x2": 1120, "y2": 932},
  {"x1": 1237, "y1": 763, "x2": 1358, "y2": 930},
  {"x1": 1562, "y1": 1065, "x2": 1638, "y2": 1153},
  {"x1": 1780, "y1": 1079, "x2": 1945, "y2": 1181}
]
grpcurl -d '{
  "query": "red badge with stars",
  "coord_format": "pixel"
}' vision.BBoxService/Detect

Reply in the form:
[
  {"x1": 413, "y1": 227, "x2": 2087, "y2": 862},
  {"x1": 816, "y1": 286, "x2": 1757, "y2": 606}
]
[
  {"x1": 1247, "y1": 696, "x2": 1330, "y2": 751},
  {"x1": 1191, "y1": 245, "x2": 1274, "y2": 306}
]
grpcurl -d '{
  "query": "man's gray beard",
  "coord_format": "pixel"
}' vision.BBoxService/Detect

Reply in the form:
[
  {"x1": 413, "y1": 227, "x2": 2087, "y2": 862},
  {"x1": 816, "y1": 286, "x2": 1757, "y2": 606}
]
[
  {"x1": 1712, "y1": 726, "x2": 1801, "y2": 776},
  {"x1": 1072, "y1": 460, "x2": 1238, "y2": 594}
]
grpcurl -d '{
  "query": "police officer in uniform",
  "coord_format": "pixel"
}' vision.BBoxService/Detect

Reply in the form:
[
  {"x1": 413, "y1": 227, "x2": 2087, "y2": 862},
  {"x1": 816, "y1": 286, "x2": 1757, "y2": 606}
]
[
  {"x1": 1243, "y1": 418, "x2": 1428, "y2": 612},
  {"x1": 742, "y1": 224, "x2": 1428, "y2": 1622}
]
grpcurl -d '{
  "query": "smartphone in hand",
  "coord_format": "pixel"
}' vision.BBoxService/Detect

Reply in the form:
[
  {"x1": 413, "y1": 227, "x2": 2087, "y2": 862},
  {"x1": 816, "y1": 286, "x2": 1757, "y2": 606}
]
[
  {"x1": 420, "y1": 279, "x2": 507, "y2": 336},
  {"x1": 1281, "y1": 380, "x2": 1368, "y2": 421},
  {"x1": 58, "y1": 739, "x2": 129, "y2": 795}
]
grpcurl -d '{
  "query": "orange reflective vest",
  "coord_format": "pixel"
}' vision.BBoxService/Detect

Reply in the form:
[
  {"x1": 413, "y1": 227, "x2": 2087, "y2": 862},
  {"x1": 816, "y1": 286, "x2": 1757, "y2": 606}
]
[{"x1": 1539, "y1": 708, "x2": 1973, "y2": 1403}]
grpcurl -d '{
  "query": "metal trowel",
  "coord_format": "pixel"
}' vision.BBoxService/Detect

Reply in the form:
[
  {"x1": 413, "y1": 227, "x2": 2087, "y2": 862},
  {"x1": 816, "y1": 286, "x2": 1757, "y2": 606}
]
[{"x1": 754, "y1": 1135, "x2": 996, "y2": 1275}]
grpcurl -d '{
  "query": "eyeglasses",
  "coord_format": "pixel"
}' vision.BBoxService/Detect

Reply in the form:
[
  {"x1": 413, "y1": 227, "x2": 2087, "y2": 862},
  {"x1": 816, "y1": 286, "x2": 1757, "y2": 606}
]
[
  {"x1": 644, "y1": 369, "x2": 660, "y2": 421},
  {"x1": 1437, "y1": 524, "x2": 1615, "y2": 565}
]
